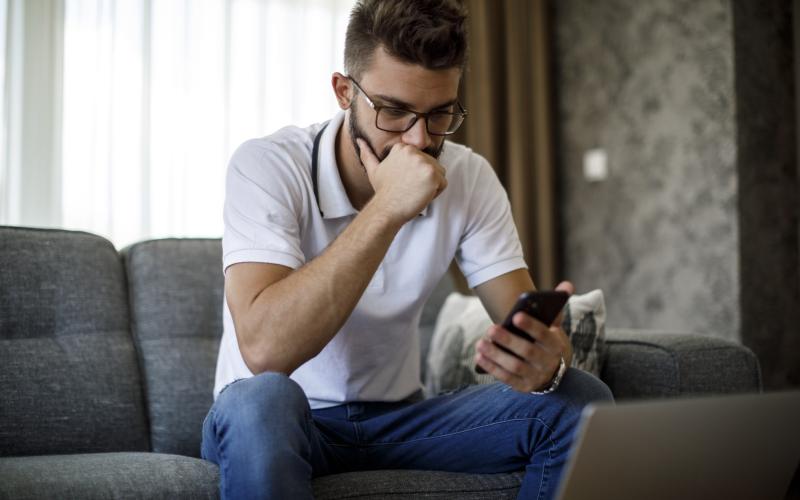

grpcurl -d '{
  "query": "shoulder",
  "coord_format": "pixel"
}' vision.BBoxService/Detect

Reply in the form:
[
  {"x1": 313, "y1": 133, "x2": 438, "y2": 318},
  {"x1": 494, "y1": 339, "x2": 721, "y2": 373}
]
[
  {"x1": 227, "y1": 123, "x2": 325, "y2": 191},
  {"x1": 229, "y1": 124, "x2": 319, "y2": 174}
]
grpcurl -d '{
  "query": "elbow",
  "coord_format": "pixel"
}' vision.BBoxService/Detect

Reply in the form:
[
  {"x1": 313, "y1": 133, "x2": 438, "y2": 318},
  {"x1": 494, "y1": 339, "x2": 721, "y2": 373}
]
[
  {"x1": 235, "y1": 317, "x2": 298, "y2": 376},
  {"x1": 240, "y1": 344, "x2": 295, "y2": 376},
  {"x1": 240, "y1": 345, "x2": 293, "y2": 376}
]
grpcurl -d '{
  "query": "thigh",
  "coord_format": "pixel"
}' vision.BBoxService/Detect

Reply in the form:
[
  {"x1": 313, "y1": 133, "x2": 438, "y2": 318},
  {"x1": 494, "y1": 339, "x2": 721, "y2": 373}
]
[{"x1": 354, "y1": 368, "x2": 611, "y2": 473}]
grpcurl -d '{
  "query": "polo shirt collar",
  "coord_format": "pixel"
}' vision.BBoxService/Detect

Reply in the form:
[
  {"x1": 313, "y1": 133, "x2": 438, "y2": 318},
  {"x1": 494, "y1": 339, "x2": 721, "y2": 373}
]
[
  {"x1": 314, "y1": 111, "x2": 429, "y2": 219},
  {"x1": 316, "y1": 112, "x2": 357, "y2": 219}
]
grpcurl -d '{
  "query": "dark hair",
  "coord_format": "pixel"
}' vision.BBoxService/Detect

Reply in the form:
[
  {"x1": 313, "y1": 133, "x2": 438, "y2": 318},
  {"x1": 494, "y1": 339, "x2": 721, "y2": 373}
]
[{"x1": 344, "y1": 0, "x2": 468, "y2": 79}]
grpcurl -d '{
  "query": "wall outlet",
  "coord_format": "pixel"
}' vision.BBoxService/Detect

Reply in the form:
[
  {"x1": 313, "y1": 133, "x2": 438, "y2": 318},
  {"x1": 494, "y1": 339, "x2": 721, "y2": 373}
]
[{"x1": 583, "y1": 148, "x2": 608, "y2": 182}]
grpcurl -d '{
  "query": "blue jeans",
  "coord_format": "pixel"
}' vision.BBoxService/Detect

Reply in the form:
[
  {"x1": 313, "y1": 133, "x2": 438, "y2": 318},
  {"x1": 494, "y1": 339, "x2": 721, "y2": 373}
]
[{"x1": 201, "y1": 368, "x2": 613, "y2": 500}]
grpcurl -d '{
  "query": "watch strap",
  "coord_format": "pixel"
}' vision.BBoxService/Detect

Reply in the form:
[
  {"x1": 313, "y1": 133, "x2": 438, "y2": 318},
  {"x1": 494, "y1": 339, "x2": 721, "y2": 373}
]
[{"x1": 530, "y1": 356, "x2": 567, "y2": 395}]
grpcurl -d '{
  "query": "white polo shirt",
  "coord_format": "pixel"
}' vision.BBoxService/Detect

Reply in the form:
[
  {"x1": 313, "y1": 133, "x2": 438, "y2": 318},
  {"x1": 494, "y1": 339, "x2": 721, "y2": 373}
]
[{"x1": 213, "y1": 111, "x2": 526, "y2": 409}]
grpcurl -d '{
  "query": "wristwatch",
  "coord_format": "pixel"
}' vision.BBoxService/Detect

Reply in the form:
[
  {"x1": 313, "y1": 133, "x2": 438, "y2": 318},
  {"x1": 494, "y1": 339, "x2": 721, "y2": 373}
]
[{"x1": 530, "y1": 356, "x2": 567, "y2": 395}]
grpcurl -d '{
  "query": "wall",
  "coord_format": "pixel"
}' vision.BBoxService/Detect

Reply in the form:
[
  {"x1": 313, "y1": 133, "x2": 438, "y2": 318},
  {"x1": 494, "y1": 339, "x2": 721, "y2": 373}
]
[{"x1": 553, "y1": 0, "x2": 740, "y2": 339}]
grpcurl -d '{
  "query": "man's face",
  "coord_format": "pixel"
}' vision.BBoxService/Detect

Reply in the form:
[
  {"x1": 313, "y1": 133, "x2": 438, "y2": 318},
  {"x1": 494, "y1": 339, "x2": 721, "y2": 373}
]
[{"x1": 347, "y1": 47, "x2": 462, "y2": 164}]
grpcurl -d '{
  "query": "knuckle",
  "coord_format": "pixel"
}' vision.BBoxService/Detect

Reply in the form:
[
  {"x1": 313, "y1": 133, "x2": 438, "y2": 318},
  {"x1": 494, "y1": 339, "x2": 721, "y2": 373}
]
[
  {"x1": 509, "y1": 359, "x2": 525, "y2": 373},
  {"x1": 521, "y1": 344, "x2": 536, "y2": 359},
  {"x1": 488, "y1": 328, "x2": 501, "y2": 342}
]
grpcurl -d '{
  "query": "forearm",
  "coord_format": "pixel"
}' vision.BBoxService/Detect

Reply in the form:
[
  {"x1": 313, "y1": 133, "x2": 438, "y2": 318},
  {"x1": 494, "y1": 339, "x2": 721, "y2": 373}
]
[{"x1": 237, "y1": 200, "x2": 402, "y2": 375}]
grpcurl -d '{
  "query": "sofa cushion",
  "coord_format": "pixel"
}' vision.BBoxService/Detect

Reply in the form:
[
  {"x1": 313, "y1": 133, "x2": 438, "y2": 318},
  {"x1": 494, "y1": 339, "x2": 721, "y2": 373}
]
[
  {"x1": 312, "y1": 469, "x2": 524, "y2": 500},
  {"x1": 0, "y1": 452, "x2": 218, "y2": 499},
  {"x1": 560, "y1": 289, "x2": 606, "y2": 375},
  {"x1": 123, "y1": 239, "x2": 224, "y2": 458},
  {"x1": 0, "y1": 226, "x2": 149, "y2": 456},
  {"x1": 425, "y1": 293, "x2": 495, "y2": 395}
]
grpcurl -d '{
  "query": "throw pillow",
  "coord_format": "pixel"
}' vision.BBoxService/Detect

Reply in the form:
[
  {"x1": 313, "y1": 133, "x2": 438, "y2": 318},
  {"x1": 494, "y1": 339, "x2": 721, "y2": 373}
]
[{"x1": 424, "y1": 290, "x2": 606, "y2": 396}]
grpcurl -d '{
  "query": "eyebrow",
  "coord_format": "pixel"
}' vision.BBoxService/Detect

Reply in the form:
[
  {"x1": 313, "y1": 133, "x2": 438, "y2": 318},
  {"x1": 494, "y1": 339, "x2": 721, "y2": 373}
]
[{"x1": 373, "y1": 93, "x2": 458, "y2": 112}]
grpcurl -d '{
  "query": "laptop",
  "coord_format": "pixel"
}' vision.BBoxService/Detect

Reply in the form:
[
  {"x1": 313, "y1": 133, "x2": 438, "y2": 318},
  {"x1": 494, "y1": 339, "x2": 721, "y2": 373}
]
[{"x1": 555, "y1": 390, "x2": 800, "y2": 500}]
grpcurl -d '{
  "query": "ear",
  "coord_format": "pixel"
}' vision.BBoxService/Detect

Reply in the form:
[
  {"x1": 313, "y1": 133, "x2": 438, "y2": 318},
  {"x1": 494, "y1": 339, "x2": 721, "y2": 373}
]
[{"x1": 332, "y1": 72, "x2": 354, "y2": 110}]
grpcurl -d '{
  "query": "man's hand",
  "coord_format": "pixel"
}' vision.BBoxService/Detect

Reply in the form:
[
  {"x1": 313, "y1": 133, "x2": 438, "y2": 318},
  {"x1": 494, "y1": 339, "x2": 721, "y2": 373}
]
[
  {"x1": 358, "y1": 139, "x2": 447, "y2": 225},
  {"x1": 474, "y1": 281, "x2": 575, "y2": 393}
]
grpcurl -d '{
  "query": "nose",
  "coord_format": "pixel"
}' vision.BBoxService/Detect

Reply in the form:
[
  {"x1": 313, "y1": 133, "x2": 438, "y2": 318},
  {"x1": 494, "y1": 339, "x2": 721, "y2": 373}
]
[{"x1": 401, "y1": 117, "x2": 433, "y2": 151}]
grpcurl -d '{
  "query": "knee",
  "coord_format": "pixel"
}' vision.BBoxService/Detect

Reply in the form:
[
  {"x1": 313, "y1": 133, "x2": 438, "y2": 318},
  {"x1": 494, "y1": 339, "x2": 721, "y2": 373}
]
[
  {"x1": 214, "y1": 372, "x2": 309, "y2": 424},
  {"x1": 557, "y1": 368, "x2": 614, "y2": 408}
]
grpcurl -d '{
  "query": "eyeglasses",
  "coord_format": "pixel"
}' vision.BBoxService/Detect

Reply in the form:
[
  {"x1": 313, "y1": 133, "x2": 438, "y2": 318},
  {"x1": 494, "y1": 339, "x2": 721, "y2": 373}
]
[{"x1": 349, "y1": 77, "x2": 467, "y2": 136}]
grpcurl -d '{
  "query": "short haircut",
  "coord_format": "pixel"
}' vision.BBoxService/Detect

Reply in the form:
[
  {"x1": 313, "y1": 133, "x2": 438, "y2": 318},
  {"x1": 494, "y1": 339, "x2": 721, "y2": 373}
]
[{"x1": 344, "y1": 0, "x2": 468, "y2": 79}]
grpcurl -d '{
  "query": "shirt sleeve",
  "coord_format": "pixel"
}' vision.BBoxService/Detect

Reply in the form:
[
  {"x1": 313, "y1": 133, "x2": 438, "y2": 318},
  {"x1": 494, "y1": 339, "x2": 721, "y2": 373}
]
[
  {"x1": 222, "y1": 140, "x2": 306, "y2": 273},
  {"x1": 455, "y1": 155, "x2": 528, "y2": 288}
]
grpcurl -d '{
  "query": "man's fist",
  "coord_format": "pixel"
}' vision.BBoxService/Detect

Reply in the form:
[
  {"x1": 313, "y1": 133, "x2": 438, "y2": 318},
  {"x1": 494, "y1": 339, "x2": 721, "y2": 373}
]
[{"x1": 358, "y1": 139, "x2": 447, "y2": 225}]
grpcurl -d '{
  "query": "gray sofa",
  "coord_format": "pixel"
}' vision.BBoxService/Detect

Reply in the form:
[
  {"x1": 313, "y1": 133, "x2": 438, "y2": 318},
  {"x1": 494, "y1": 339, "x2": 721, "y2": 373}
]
[{"x1": 0, "y1": 226, "x2": 762, "y2": 499}]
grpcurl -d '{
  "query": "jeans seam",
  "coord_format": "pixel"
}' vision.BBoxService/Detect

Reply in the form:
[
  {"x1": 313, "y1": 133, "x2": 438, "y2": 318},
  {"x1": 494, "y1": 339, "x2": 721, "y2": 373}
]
[
  {"x1": 217, "y1": 378, "x2": 243, "y2": 399},
  {"x1": 301, "y1": 407, "x2": 313, "y2": 462},
  {"x1": 534, "y1": 418, "x2": 557, "y2": 500},
  {"x1": 200, "y1": 410, "x2": 212, "y2": 461},
  {"x1": 210, "y1": 408, "x2": 233, "y2": 499},
  {"x1": 213, "y1": 379, "x2": 245, "y2": 499}
]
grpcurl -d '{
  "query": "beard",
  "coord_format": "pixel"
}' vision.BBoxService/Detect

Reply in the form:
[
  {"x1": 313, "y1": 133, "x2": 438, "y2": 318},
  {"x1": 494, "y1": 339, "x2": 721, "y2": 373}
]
[{"x1": 348, "y1": 102, "x2": 445, "y2": 168}]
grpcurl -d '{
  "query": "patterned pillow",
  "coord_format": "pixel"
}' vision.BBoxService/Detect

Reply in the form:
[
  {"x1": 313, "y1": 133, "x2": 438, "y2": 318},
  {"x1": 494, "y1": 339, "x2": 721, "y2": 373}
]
[{"x1": 424, "y1": 290, "x2": 606, "y2": 396}]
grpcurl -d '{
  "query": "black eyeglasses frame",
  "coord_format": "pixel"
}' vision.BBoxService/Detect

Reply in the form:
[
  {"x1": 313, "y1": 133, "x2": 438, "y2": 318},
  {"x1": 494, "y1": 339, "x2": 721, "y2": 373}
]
[{"x1": 349, "y1": 77, "x2": 468, "y2": 136}]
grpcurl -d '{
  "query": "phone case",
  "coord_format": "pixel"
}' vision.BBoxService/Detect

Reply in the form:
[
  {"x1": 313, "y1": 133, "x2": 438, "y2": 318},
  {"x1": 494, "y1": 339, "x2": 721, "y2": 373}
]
[{"x1": 502, "y1": 290, "x2": 569, "y2": 341}]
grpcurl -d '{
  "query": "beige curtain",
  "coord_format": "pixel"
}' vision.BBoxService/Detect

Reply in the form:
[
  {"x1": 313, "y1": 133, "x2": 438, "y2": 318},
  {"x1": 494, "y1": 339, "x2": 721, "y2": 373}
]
[{"x1": 453, "y1": 0, "x2": 558, "y2": 290}]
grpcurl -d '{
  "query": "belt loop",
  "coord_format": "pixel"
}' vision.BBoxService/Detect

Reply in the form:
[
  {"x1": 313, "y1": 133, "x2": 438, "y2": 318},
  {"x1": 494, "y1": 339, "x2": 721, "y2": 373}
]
[{"x1": 346, "y1": 403, "x2": 364, "y2": 421}]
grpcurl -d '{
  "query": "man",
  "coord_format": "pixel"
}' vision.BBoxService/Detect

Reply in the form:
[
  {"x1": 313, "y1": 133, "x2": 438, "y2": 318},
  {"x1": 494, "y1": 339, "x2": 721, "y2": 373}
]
[{"x1": 201, "y1": 1, "x2": 613, "y2": 498}]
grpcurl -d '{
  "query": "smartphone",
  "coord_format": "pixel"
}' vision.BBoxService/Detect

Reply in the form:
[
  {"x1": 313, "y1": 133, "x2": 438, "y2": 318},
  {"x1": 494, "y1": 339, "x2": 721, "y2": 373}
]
[{"x1": 475, "y1": 290, "x2": 569, "y2": 374}]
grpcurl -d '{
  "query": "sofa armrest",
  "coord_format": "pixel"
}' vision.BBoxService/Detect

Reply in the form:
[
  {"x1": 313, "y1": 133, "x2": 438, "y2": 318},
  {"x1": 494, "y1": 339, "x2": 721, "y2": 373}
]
[{"x1": 601, "y1": 329, "x2": 762, "y2": 400}]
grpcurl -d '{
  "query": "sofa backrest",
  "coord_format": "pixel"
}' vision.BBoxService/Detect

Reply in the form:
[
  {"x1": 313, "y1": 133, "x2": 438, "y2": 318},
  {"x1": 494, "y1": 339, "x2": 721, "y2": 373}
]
[
  {"x1": 123, "y1": 238, "x2": 224, "y2": 458},
  {"x1": 0, "y1": 226, "x2": 150, "y2": 456}
]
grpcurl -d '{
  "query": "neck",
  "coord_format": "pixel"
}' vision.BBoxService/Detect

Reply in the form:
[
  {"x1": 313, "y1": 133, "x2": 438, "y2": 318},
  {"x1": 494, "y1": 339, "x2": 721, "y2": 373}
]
[{"x1": 335, "y1": 115, "x2": 375, "y2": 211}]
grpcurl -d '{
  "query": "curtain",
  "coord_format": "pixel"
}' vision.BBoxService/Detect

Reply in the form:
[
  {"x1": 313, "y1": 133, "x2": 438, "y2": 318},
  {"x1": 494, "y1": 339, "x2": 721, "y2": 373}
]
[
  {"x1": 0, "y1": 0, "x2": 8, "y2": 224},
  {"x1": 1, "y1": 0, "x2": 64, "y2": 229},
  {"x1": 454, "y1": 0, "x2": 558, "y2": 289},
  {"x1": 1, "y1": 0, "x2": 354, "y2": 248}
]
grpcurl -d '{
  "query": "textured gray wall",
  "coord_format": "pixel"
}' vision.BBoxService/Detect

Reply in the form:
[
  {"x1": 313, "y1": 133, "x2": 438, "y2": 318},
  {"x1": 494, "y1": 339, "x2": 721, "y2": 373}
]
[{"x1": 553, "y1": 0, "x2": 740, "y2": 338}]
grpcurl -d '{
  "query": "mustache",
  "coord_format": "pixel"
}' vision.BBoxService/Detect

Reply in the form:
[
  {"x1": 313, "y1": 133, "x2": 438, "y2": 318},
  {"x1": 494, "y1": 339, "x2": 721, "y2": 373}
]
[
  {"x1": 354, "y1": 136, "x2": 443, "y2": 162},
  {"x1": 378, "y1": 143, "x2": 442, "y2": 160}
]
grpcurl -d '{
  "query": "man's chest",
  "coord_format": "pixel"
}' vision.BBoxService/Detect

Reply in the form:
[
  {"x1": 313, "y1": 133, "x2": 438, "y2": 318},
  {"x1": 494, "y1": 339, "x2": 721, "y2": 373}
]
[{"x1": 299, "y1": 215, "x2": 457, "y2": 301}]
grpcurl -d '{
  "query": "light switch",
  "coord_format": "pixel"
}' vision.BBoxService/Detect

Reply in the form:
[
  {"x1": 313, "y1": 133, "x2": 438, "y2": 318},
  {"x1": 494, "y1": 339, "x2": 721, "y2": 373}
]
[{"x1": 583, "y1": 148, "x2": 608, "y2": 182}]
